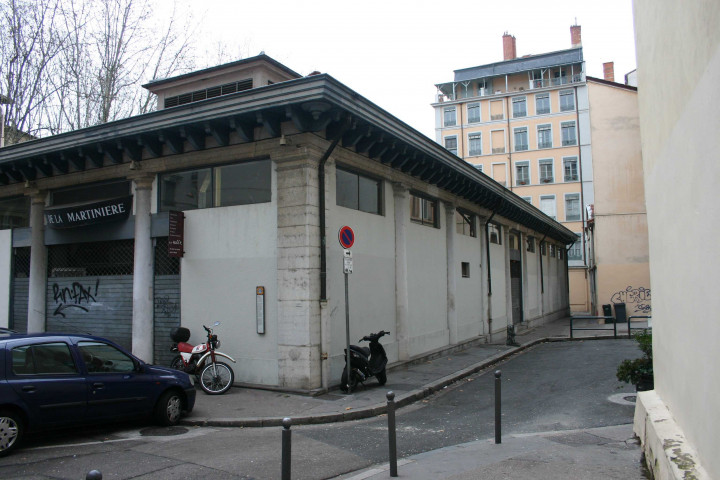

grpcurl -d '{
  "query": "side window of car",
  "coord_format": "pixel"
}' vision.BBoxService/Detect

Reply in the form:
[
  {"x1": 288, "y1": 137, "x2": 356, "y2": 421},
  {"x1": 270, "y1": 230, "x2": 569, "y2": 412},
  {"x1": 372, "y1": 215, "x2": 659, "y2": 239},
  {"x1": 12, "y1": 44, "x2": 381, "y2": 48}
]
[
  {"x1": 12, "y1": 343, "x2": 78, "y2": 375},
  {"x1": 78, "y1": 341, "x2": 135, "y2": 374}
]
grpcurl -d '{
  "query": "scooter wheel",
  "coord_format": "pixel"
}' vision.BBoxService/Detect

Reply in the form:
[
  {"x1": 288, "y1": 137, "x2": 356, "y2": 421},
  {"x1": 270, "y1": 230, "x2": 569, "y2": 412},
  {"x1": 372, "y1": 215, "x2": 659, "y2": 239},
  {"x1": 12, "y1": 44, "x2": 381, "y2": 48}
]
[
  {"x1": 376, "y1": 369, "x2": 387, "y2": 386},
  {"x1": 340, "y1": 367, "x2": 359, "y2": 393},
  {"x1": 199, "y1": 362, "x2": 234, "y2": 395},
  {"x1": 170, "y1": 355, "x2": 184, "y2": 371}
]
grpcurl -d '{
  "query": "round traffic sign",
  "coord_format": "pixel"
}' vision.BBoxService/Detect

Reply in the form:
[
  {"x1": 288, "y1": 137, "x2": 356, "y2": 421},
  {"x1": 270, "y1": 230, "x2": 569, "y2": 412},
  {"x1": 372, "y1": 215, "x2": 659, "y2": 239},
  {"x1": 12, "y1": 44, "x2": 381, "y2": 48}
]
[{"x1": 338, "y1": 226, "x2": 355, "y2": 249}]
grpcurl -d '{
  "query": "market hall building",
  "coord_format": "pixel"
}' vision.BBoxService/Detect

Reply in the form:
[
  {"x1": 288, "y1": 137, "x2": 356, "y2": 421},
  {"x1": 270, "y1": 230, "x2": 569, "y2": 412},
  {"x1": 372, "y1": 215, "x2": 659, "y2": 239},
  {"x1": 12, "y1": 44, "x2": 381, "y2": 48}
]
[{"x1": 0, "y1": 55, "x2": 576, "y2": 390}]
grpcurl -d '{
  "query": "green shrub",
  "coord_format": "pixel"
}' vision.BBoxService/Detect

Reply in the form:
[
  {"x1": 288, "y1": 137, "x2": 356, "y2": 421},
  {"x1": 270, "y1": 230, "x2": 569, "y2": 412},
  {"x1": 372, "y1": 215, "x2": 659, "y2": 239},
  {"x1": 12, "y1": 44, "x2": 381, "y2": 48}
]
[{"x1": 616, "y1": 330, "x2": 653, "y2": 387}]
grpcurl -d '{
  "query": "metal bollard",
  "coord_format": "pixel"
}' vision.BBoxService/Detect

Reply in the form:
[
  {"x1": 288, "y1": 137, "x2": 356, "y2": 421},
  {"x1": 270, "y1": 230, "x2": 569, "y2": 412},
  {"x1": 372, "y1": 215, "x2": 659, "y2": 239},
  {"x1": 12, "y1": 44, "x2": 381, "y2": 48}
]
[
  {"x1": 86, "y1": 470, "x2": 102, "y2": 480},
  {"x1": 494, "y1": 370, "x2": 501, "y2": 444},
  {"x1": 281, "y1": 417, "x2": 292, "y2": 480},
  {"x1": 387, "y1": 391, "x2": 398, "y2": 477}
]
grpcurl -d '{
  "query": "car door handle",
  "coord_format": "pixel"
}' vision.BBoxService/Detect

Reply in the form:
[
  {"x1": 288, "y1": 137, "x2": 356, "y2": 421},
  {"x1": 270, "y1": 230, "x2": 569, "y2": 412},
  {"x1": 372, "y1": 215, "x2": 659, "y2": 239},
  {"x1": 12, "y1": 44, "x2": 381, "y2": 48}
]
[
  {"x1": 92, "y1": 382, "x2": 105, "y2": 390},
  {"x1": 22, "y1": 385, "x2": 36, "y2": 393}
]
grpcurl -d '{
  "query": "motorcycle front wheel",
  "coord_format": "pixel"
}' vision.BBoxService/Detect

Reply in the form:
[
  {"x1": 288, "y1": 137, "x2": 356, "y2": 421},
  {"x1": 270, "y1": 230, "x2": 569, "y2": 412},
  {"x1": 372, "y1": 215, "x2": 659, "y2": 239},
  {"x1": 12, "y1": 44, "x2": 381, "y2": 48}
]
[
  {"x1": 170, "y1": 355, "x2": 184, "y2": 371},
  {"x1": 340, "y1": 367, "x2": 359, "y2": 393},
  {"x1": 199, "y1": 361, "x2": 234, "y2": 395}
]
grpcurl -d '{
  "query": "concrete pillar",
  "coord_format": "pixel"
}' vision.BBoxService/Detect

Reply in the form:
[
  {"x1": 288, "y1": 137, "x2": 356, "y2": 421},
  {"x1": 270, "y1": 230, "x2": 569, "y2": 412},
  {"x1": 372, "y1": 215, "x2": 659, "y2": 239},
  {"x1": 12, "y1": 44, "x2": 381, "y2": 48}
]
[
  {"x1": 131, "y1": 175, "x2": 154, "y2": 362},
  {"x1": 392, "y1": 183, "x2": 409, "y2": 360},
  {"x1": 276, "y1": 154, "x2": 322, "y2": 389},
  {"x1": 444, "y1": 202, "x2": 457, "y2": 345},
  {"x1": 27, "y1": 191, "x2": 47, "y2": 333}
]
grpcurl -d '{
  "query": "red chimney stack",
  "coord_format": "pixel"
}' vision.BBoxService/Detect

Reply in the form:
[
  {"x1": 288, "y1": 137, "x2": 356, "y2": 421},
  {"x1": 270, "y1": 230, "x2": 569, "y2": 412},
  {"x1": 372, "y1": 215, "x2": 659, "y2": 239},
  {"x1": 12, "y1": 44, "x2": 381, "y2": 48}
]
[
  {"x1": 503, "y1": 33, "x2": 517, "y2": 61},
  {"x1": 603, "y1": 62, "x2": 615, "y2": 82},
  {"x1": 571, "y1": 24, "x2": 582, "y2": 47}
]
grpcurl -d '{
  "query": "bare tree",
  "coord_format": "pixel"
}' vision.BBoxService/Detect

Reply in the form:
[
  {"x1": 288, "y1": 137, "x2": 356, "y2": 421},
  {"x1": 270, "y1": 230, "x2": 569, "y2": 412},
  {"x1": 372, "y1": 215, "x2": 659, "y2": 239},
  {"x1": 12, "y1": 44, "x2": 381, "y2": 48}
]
[{"x1": 0, "y1": 0, "x2": 65, "y2": 144}]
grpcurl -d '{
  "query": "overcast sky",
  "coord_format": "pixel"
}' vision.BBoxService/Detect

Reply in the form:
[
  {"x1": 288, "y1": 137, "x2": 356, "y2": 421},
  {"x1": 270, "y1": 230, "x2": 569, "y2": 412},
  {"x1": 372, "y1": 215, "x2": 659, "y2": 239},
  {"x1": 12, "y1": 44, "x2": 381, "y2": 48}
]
[{"x1": 190, "y1": 0, "x2": 637, "y2": 138}]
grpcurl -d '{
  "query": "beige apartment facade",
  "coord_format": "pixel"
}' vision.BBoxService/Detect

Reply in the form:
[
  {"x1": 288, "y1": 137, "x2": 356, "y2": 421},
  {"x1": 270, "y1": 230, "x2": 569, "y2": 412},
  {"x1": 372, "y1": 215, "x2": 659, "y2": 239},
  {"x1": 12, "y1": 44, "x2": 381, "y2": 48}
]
[{"x1": 434, "y1": 26, "x2": 649, "y2": 318}]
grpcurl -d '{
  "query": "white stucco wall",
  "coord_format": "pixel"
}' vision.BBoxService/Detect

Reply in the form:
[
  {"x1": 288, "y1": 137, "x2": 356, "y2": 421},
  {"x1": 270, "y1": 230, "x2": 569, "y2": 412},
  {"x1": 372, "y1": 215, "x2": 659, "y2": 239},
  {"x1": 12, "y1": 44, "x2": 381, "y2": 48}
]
[
  {"x1": 326, "y1": 173, "x2": 397, "y2": 380},
  {"x1": 455, "y1": 229, "x2": 484, "y2": 340},
  {"x1": 179, "y1": 187, "x2": 279, "y2": 385},
  {"x1": 633, "y1": 0, "x2": 720, "y2": 477},
  {"x1": 0, "y1": 229, "x2": 11, "y2": 327}
]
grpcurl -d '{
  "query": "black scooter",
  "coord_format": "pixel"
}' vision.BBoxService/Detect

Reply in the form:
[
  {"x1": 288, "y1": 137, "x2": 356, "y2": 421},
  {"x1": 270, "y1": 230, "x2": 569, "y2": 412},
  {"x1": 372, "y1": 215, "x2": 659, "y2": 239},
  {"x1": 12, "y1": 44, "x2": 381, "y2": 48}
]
[{"x1": 341, "y1": 330, "x2": 390, "y2": 392}]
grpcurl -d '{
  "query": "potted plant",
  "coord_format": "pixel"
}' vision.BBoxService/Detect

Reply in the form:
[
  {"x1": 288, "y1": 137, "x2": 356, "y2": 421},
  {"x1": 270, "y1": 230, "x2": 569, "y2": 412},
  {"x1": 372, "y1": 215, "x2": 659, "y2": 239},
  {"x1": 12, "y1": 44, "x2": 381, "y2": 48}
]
[{"x1": 616, "y1": 330, "x2": 654, "y2": 391}]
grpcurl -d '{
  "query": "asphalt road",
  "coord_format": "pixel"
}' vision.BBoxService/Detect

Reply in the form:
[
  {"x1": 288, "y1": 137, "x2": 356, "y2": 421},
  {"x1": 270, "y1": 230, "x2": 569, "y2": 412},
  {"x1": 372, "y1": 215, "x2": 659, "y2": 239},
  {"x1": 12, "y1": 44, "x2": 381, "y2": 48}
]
[{"x1": 0, "y1": 339, "x2": 641, "y2": 479}]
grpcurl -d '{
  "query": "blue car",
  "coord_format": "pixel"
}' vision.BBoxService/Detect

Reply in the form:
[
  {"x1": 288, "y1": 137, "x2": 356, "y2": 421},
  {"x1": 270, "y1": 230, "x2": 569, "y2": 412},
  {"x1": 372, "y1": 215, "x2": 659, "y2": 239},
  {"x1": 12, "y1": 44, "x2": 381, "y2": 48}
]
[{"x1": 0, "y1": 331, "x2": 196, "y2": 456}]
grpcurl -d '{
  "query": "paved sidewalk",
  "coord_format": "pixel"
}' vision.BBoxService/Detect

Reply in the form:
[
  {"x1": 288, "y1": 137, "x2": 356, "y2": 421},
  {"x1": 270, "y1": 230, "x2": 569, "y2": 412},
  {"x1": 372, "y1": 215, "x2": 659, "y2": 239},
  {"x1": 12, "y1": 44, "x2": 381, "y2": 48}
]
[{"x1": 181, "y1": 316, "x2": 647, "y2": 428}]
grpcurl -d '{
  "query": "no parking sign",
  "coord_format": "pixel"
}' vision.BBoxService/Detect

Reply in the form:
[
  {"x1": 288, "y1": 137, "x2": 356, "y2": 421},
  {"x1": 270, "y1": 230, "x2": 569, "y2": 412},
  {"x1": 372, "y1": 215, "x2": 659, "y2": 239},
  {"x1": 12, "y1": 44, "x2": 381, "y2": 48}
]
[{"x1": 338, "y1": 225, "x2": 355, "y2": 249}]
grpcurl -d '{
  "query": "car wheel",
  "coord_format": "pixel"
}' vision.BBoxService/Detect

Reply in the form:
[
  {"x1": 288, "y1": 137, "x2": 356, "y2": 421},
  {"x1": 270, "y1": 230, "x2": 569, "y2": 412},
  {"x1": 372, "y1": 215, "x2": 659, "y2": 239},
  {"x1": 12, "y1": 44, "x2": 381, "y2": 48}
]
[
  {"x1": 0, "y1": 409, "x2": 23, "y2": 457},
  {"x1": 155, "y1": 391, "x2": 183, "y2": 426}
]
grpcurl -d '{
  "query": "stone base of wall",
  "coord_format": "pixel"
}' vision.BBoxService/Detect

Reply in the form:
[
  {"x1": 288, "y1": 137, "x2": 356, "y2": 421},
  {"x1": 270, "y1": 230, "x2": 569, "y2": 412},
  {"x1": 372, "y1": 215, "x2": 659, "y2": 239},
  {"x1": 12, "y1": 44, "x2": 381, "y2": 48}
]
[{"x1": 634, "y1": 390, "x2": 709, "y2": 480}]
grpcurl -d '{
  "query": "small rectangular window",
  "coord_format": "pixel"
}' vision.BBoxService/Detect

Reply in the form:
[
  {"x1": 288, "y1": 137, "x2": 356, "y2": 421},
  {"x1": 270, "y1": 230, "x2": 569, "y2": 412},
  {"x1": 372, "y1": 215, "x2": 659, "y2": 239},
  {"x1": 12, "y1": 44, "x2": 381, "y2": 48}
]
[
  {"x1": 516, "y1": 162, "x2": 530, "y2": 185},
  {"x1": 467, "y1": 103, "x2": 481, "y2": 123},
  {"x1": 445, "y1": 136, "x2": 458, "y2": 155},
  {"x1": 539, "y1": 159, "x2": 554, "y2": 183},
  {"x1": 512, "y1": 96, "x2": 527, "y2": 118},
  {"x1": 456, "y1": 210, "x2": 476, "y2": 237},
  {"x1": 568, "y1": 237, "x2": 582, "y2": 260},
  {"x1": 514, "y1": 127, "x2": 528, "y2": 152},
  {"x1": 535, "y1": 93, "x2": 550, "y2": 114},
  {"x1": 488, "y1": 223, "x2": 502, "y2": 244},
  {"x1": 560, "y1": 90, "x2": 575, "y2": 111},
  {"x1": 468, "y1": 133, "x2": 482, "y2": 156},
  {"x1": 540, "y1": 241, "x2": 547, "y2": 255},
  {"x1": 564, "y1": 157, "x2": 579, "y2": 182},
  {"x1": 540, "y1": 195, "x2": 556, "y2": 220},
  {"x1": 444, "y1": 107, "x2": 457, "y2": 127},
  {"x1": 537, "y1": 124, "x2": 552, "y2": 149},
  {"x1": 461, "y1": 262, "x2": 470, "y2": 278},
  {"x1": 490, "y1": 100, "x2": 504, "y2": 120},
  {"x1": 565, "y1": 193, "x2": 581, "y2": 221},
  {"x1": 336, "y1": 167, "x2": 382, "y2": 214},
  {"x1": 558, "y1": 248, "x2": 564, "y2": 260},
  {"x1": 562, "y1": 121, "x2": 577, "y2": 146},
  {"x1": 410, "y1": 194, "x2": 437, "y2": 227},
  {"x1": 550, "y1": 244, "x2": 556, "y2": 257}
]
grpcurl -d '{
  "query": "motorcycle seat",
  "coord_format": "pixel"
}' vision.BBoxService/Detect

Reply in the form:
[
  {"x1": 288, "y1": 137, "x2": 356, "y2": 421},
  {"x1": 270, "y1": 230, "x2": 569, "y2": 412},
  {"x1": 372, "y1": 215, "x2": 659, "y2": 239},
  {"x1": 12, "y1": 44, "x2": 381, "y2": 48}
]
[
  {"x1": 350, "y1": 345, "x2": 371, "y2": 357},
  {"x1": 177, "y1": 342, "x2": 194, "y2": 354}
]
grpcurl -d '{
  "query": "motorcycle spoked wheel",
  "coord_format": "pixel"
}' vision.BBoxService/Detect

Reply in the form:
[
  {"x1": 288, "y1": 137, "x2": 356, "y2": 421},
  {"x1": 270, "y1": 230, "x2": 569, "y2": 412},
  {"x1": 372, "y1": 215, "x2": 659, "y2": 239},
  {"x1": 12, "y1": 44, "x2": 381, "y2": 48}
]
[
  {"x1": 170, "y1": 355, "x2": 184, "y2": 371},
  {"x1": 340, "y1": 367, "x2": 360, "y2": 393},
  {"x1": 199, "y1": 361, "x2": 234, "y2": 395}
]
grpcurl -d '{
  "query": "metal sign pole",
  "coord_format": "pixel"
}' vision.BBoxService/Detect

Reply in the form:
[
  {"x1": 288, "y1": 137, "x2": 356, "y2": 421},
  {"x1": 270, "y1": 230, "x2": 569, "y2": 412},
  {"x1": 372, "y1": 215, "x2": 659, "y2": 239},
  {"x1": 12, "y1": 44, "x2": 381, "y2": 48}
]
[{"x1": 345, "y1": 270, "x2": 351, "y2": 391}]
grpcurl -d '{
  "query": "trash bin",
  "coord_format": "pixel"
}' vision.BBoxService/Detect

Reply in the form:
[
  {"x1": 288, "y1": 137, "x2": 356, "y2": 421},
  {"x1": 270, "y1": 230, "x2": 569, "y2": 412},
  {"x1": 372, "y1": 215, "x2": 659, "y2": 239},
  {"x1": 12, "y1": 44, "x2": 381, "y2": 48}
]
[
  {"x1": 613, "y1": 303, "x2": 627, "y2": 326},
  {"x1": 602, "y1": 304, "x2": 613, "y2": 322}
]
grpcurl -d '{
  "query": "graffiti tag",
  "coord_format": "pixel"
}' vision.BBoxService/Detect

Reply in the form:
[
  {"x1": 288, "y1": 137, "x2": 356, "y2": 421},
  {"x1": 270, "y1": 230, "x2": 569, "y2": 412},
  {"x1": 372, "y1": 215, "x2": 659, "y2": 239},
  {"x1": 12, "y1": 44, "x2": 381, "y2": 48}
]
[
  {"x1": 155, "y1": 296, "x2": 179, "y2": 316},
  {"x1": 52, "y1": 279, "x2": 100, "y2": 318},
  {"x1": 611, "y1": 286, "x2": 651, "y2": 305}
]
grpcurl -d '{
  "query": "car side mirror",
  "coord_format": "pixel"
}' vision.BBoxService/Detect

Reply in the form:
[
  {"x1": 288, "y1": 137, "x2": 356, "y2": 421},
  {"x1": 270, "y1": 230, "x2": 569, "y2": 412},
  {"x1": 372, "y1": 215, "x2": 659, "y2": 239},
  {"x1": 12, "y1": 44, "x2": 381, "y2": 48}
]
[{"x1": 134, "y1": 360, "x2": 145, "y2": 373}]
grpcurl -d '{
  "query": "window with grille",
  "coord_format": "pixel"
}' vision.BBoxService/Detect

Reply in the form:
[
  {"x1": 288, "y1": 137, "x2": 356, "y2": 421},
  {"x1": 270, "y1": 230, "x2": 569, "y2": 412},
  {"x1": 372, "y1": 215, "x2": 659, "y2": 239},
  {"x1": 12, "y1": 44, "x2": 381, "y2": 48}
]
[
  {"x1": 467, "y1": 103, "x2": 481, "y2": 123},
  {"x1": 159, "y1": 160, "x2": 271, "y2": 212},
  {"x1": 445, "y1": 136, "x2": 458, "y2": 155},
  {"x1": 455, "y1": 210, "x2": 476, "y2": 237},
  {"x1": 163, "y1": 78, "x2": 253, "y2": 108},
  {"x1": 562, "y1": 121, "x2": 577, "y2": 146},
  {"x1": 468, "y1": 133, "x2": 482, "y2": 156},
  {"x1": 526, "y1": 236, "x2": 536, "y2": 253},
  {"x1": 514, "y1": 127, "x2": 528, "y2": 152},
  {"x1": 488, "y1": 223, "x2": 502, "y2": 244},
  {"x1": 48, "y1": 240, "x2": 134, "y2": 277},
  {"x1": 560, "y1": 90, "x2": 575, "y2": 111},
  {"x1": 565, "y1": 193, "x2": 581, "y2": 221},
  {"x1": 0, "y1": 196, "x2": 30, "y2": 229},
  {"x1": 537, "y1": 124, "x2": 552, "y2": 149},
  {"x1": 336, "y1": 167, "x2": 382, "y2": 215},
  {"x1": 539, "y1": 159, "x2": 554, "y2": 183},
  {"x1": 516, "y1": 162, "x2": 530, "y2": 185},
  {"x1": 410, "y1": 194, "x2": 437, "y2": 227},
  {"x1": 444, "y1": 107, "x2": 457, "y2": 127},
  {"x1": 512, "y1": 96, "x2": 527, "y2": 118},
  {"x1": 564, "y1": 157, "x2": 579, "y2": 181},
  {"x1": 535, "y1": 94, "x2": 550, "y2": 114}
]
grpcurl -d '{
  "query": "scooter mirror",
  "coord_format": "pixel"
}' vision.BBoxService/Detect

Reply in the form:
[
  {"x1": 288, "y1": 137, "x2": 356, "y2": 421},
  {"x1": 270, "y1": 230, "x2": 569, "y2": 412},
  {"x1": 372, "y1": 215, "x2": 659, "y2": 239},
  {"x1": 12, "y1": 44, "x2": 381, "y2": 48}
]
[{"x1": 214, "y1": 321, "x2": 221, "y2": 327}]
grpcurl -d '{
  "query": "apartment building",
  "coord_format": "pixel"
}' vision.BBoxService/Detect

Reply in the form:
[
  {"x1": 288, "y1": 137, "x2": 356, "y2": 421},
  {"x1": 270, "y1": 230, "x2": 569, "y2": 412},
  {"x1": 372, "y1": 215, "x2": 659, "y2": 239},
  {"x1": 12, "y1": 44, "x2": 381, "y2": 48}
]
[{"x1": 433, "y1": 25, "x2": 648, "y2": 316}]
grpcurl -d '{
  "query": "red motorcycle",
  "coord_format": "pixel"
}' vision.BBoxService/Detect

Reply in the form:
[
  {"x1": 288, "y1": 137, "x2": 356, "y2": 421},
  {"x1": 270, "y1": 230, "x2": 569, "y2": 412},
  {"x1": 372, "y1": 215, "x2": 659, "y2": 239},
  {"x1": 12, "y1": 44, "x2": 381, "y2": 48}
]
[{"x1": 170, "y1": 322, "x2": 236, "y2": 395}]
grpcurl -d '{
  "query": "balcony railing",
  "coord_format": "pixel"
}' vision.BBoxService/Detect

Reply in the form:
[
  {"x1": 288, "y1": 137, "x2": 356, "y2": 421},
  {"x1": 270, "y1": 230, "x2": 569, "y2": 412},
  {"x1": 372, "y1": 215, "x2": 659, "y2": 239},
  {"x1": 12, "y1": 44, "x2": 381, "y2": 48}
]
[{"x1": 530, "y1": 73, "x2": 584, "y2": 90}]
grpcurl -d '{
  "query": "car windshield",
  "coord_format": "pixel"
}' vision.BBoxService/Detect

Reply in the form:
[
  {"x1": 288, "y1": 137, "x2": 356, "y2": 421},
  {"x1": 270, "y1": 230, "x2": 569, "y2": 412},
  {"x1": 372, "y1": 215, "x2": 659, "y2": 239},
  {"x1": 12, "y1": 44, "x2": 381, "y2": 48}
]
[{"x1": 78, "y1": 341, "x2": 135, "y2": 373}]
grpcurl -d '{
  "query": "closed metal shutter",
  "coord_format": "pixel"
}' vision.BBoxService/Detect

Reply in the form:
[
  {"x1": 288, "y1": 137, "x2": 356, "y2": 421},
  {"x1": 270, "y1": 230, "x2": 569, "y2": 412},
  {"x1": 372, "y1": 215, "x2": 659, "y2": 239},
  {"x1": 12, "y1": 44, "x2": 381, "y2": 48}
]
[
  {"x1": 510, "y1": 260, "x2": 523, "y2": 325},
  {"x1": 10, "y1": 247, "x2": 30, "y2": 332},
  {"x1": 153, "y1": 237, "x2": 180, "y2": 366}
]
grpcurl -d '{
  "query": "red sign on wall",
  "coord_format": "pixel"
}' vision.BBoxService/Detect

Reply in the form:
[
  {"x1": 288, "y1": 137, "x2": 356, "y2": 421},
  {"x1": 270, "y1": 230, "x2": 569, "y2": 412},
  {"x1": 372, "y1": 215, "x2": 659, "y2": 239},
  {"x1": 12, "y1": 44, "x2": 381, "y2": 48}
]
[{"x1": 168, "y1": 211, "x2": 184, "y2": 258}]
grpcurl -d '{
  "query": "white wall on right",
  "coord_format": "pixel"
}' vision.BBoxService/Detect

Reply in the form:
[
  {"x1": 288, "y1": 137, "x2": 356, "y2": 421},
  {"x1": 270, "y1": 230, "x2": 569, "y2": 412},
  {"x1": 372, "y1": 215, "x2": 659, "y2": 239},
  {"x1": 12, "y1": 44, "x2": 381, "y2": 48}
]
[{"x1": 633, "y1": 0, "x2": 720, "y2": 477}]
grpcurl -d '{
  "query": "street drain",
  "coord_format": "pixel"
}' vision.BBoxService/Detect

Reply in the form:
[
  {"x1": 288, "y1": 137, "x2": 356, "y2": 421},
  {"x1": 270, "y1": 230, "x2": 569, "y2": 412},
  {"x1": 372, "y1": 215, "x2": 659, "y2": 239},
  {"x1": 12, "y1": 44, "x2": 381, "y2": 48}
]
[
  {"x1": 608, "y1": 392, "x2": 637, "y2": 406},
  {"x1": 139, "y1": 426, "x2": 189, "y2": 437}
]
